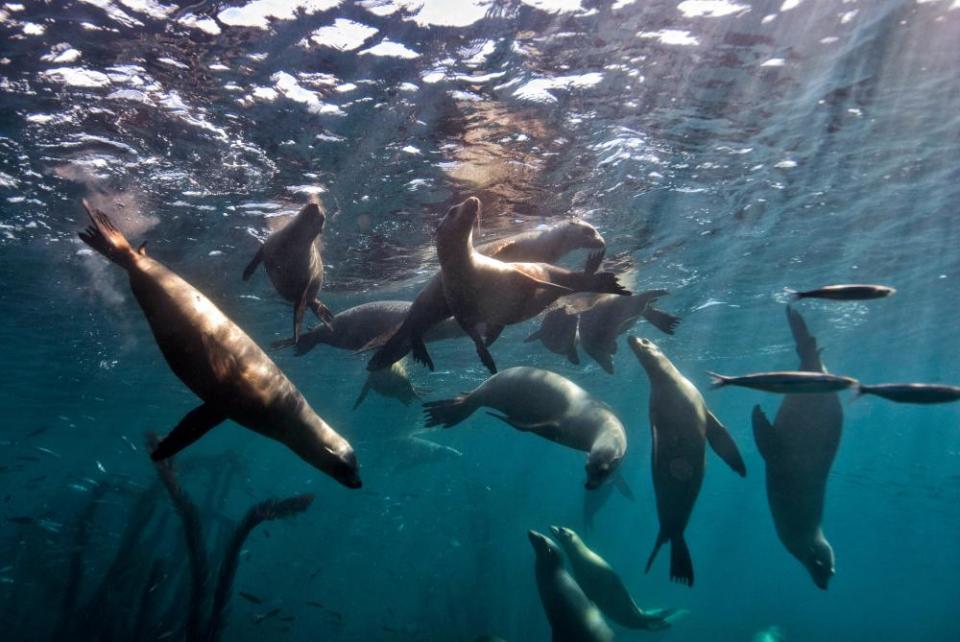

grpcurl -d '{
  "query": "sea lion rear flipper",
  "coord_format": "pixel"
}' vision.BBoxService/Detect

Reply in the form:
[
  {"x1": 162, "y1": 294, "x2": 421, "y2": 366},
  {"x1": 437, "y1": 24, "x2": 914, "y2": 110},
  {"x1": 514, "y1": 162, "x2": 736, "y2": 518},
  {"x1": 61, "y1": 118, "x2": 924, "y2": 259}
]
[
  {"x1": 410, "y1": 335, "x2": 435, "y2": 371},
  {"x1": 643, "y1": 306, "x2": 681, "y2": 335},
  {"x1": 670, "y1": 536, "x2": 694, "y2": 587},
  {"x1": 705, "y1": 411, "x2": 747, "y2": 477},
  {"x1": 150, "y1": 403, "x2": 226, "y2": 461},
  {"x1": 751, "y1": 405, "x2": 777, "y2": 462},
  {"x1": 786, "y1": 305, "x2": 823, "y2": 371},
  {"x1": 484, "y1": 324, "x2": 505, "y2": 347},
  {"x1": 242, "y1": 246, "x2": 263, "y2": 281},
  {"x1": 614, "y1": 473, "x2": 635, "y2": 501},
  {"x1": 465, "y1": 325, "x2": 497, "y2": 374},
  {"x1": 310, "y1": 299, "x2": 336, "y2": 330},
  {"x1": 645, "y1": 531, "x2": 668, "y2": 575},
  {"x1": 566, "y1": 341, "x2": 580, "y2": 365},
  {"x1": 352, "y1": 381, "x2": 371, "y2": 410}
]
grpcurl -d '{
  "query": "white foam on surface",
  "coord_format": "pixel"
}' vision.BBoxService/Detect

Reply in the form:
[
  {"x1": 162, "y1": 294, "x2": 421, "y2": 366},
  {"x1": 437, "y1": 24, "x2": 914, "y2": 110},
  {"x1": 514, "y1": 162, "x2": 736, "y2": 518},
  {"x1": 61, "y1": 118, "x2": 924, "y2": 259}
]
[
  {"x1": 218, "y1": 0, "x2": 341, "y2": 29},
  {"x1": 677, "y1": 0, "x2": 750, "y2": 18},
  {"x1": 512, "y1": 72, "x2": 603, "y2": 104},
  {"x1": 638, "y1": 29, "x2": 700, "y2": 46},
  {"x1": 359, "y1": 39, "x2": 421, "y2": 59},
  {"x1": 307, "y1": 18, "x2": 378, "y2": 51},
  {"x1": 42, "y1": 67, "x2": 112, "y2": 88}
]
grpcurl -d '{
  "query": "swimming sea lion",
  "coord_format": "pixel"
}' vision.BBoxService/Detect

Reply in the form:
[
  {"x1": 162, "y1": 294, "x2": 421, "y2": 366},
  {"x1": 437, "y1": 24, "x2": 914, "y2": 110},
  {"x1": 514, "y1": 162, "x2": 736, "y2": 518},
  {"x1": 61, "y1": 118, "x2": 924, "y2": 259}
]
[
  {"x1": 528, "y1": 530, "x2": 615, "y2": 642},
  {"x1": 352, "y1": 360, "x2": 421, "y2": 409},
  {"x1": 752, "y1": 307, "x2": 839, "y2": 590},
  {"x1": 423, "y1": 366, "x2": 626, "y2": 489},
  {"x1": 524, "y1": 306, "x2": 581, "y2": 365},
  {"x1": 577, "y1": 290, "x2": 678, "y2": 374},
  {"x1": 550, "y1": 526, "x2": 677, "y2": 631},
  {"x1": 436, "y1": 197, "x2": 628, "y2": 373},
  {"x1": 628, "y1": 336, "x2": 746, "y2": 586},
  {"x1": 77, "y1": 201, "x2": 361, "y2": 488},
  {"x1": 242, "y1": 201, "x2": 334, "y2": 342},
  {"x1": 367, "y1": 214, "x2": 606, "y2": 371}
]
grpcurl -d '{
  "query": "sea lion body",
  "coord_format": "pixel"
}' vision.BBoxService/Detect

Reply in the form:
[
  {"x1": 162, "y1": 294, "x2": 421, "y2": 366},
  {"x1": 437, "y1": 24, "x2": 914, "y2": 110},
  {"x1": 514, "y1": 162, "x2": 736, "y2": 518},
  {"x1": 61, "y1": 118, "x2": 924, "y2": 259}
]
[
  {"x1": 528, "y1": 530, "x2": 615, "y2": 642},
  {"x1": 367, "y1": 212, "x2": 605, "y2": 371},
  {"x1": 578, "y1": 290, "x2": 675, "y2": 374},
  {"x1": 242, "y1": 202, "x2": 334, "y2": 341},
  {"x1": 436, "y1": 198, "x2": 627, "y2": 373},
  {"x1": 424, "y1": 367, "x2": 626, "y2": 488},
  {"x1": 78, "y1": 201, "x2": 360, "y2": 488},
  {"x1": 353, "y1": 360, "x2": 421, "y2": 409},
  {"x1": 525, "y1": 306, "x2": 581, "y2": 364},
  {"x1": 551, "y1": 526, "x2": 674, "y2": 630},
  {"x1": 629, "y1": 337, "x2": 745, "y2": 586},
  {"x1": 752, "y1": 307, "x2": 839, "y2": 589}
]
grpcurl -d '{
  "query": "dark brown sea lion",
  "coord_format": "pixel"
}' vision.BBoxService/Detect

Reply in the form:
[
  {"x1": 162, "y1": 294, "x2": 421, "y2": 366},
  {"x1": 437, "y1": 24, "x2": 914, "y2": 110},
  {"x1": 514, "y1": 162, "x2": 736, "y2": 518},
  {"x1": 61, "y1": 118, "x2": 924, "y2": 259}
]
[
  {"x1": 436, "y1": 197, "x2": 628, "y2": 373},
  {"x1": 628, "y1": 336, "x2": 745, "y2": 586},
  {"x1": 367, "y1": 212, "x2": 606, "y2": 371},
  {"x1": 242, "y1": 201, "x2": 334, "y2": 342},
  {"x1": 78, "y1": 200, "x2": 360, "y2": 488},
  {"x1": 752, "y1": 307, "x2": 840, "y2": 589}
]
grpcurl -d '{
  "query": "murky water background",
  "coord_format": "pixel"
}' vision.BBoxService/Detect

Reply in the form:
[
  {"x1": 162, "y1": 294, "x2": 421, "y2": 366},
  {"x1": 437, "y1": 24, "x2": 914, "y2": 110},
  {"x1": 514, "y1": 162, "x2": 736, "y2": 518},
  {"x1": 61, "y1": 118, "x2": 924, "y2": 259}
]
[{"x1": 1, "y1": 1, "x2": 959, "y2": 641}]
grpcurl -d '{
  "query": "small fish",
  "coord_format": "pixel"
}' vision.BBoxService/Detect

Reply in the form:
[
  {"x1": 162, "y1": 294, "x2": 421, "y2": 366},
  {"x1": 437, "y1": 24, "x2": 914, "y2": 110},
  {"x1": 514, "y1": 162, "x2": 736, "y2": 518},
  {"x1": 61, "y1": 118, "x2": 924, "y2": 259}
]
[
  {"x1": 239, "y1": 591, "x2": 264, "y2": 604},
  {"x1": 33, "y1": 446, "x2": 61, "y2": 459},
  {"x1": 96, "y1": 461, "x2": 106, "y2": 473},
  {"x1": 254, "y1": 608, "x2": 281, "y2": 624},
  {"x1": 708, "y1": 371, "x2": 858, "y2": 394},
  {"x1": 789, "y1": 284, "x2": 894, "y2": 301},
  {"x1": 120, "y1": 435, "x2": 137, "y2": 452},
  {"x1": 856, "y1": 383, "x2": 960, "y2": 404}
]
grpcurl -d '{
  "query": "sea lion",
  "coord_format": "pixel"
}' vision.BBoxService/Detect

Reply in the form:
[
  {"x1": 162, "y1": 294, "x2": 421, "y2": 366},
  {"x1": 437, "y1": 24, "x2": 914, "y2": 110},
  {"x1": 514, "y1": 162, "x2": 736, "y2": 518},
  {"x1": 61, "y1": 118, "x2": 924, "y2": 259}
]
[
  {"x1": 367, "y1": 214, "x2": 606, "y2": 371},
  {"x1": 242, "y1": 201, "x2": 334, "y2": 342},
  {"x1": 524, "y1": 305, "x2": 582, "y2": 365},
  {"x1": 550, "y1": 526, "x2": 677, "y2": 631},
  {"x1": 274, "y1": 300, "x2": 464, "y2": 356},
  {"x1": 577, "y1": 290, "x2": 678, "y2": 374},
  {"x1": 436, "y1": 197, "x2": 628, "y2": 373},
  {"x1": 352, "y1": 360, "x2": 421, "y2": 409},
  {"x1": 628, "y1": 336, "x2": 746, "y2": 586},
  {"x1": 582, "y1": 474, "x2": 634, "y2": 532},
  {"x1": 708, "y1": 371, "x2": 858, "y2": 394},
  {"x1": 423, "y1": 367, "x2": 626, "y2": 489},
  {"x1": 528, "y1": 530, "x2": 615, "y2": 642},
  {"x1": 78, "y1": 201, "x2": 360, "y2": 488},
  {"x1": 752, "y1": 307, "x2": 839, "y2": 590}
]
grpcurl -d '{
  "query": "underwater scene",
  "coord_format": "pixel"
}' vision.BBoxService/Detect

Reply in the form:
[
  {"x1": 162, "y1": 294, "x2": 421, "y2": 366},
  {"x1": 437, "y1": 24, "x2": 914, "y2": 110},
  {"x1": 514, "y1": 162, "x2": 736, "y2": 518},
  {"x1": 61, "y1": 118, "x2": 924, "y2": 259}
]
[{"x1": 1, "y1": 1, "x2": 959, "y2": 641}]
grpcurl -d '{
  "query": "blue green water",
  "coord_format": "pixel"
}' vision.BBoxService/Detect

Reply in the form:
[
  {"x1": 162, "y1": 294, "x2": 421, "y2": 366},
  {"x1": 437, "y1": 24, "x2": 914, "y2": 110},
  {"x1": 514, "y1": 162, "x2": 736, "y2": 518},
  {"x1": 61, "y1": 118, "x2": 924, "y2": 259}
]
[{"x1": 1, "y1": 1, "x2": 959, "y2": 640}]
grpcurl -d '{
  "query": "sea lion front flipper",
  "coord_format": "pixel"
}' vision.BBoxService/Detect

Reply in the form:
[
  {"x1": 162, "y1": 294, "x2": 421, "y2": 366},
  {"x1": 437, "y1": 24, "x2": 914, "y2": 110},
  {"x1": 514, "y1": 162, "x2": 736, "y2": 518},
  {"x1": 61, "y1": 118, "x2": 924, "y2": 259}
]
[
  {"x1": 592, "y1": 350, "x2": 615, "y2": 374},
  {"x1": 751, "y1": 405, "x2": 777, "y2": 462},
  {"x1": 465, "y1": 325, "x2": 497, "y2": 374},
  {"x1": 484, "y1": 324, "x2": 505, "y2": 347},
  {"x1": 151, "y1": 403, "x2": 226, "y2": 461},
  {"x1": 583, "y1": 248, "x2": 606, "y2": 274},
  {"x1": 705, "y1": 411, "x2": 747, "y2": 477},
  {"x1": 241, "y1": 246, "x2": 263, "y2": 281},
  {"x1": 566, "y1": 341, "x2": 580, "y2": 365},
  {"x1": 614, "y1": 473, "x2": 635, "y2": 500},
  {"x1": 485, "y1": 412, "x2": 560, "y2": 437},
  {"x1": 643, "y1": 306, "x2": 681, "y2": 335},
  {"x1": 293, "y1": 287, "x2": 313, "y2": 343},
  {"x1": 410, "y1": 335, "x2": 435, "y2": 371},
  {"x1": 352, "y1": 380, "x2": 371, "y2": 410},
  {"x1": 310, "y1": 299, "x2": 336, "y2": 330}
]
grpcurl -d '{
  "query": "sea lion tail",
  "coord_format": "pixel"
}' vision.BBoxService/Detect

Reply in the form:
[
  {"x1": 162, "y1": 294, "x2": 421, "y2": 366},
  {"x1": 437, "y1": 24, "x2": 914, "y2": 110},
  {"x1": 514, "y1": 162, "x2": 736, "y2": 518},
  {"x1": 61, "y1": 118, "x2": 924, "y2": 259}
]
[
  {"x1": 706, "y1": 371, "x2": 729, "y2": 389},
  {"x1": 77, "y1": 199, "x2": 136, "y2": 269},
  {"x1": 423, "y1": 395, "x2": 474, "y2": 428},
  {"x1": 669, "y1": 537, "x2": 694, "y2": 587}
]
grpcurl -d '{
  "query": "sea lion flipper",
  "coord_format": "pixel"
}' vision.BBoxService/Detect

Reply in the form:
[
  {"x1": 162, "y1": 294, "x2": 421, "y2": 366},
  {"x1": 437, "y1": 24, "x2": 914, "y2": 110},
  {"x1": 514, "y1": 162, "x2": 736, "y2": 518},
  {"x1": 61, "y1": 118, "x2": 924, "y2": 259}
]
[
  {"x1": 310, "y1": 298, "x2": 336, "y2": 330},
  {"x1": 465, "y1": 325, "x2": 497, "y2": 374},
  {"x1": 593, "y1": 351, "x2": 614, "y2": 374},
  {"x1": 705, "y1": 411, "x2": 747, "y2": 477},
  {"x1": 566, "y1": 342, "x2": 580, "y2": 365},
  {"x1": 643, "y1": 306, "x2": 681, "y2": 335},
  {"x1": 583, "y1": 248, "x2": 605, "y2": 274},
  {"x1": 515, "y1": 270, "x2": 573, "y2": 295},
  {"x1": 523, "y1": 328, "x2": 543, "y2": 343},
  {"x1": 669, "y1": 536, "x2": 694, "y2": 586},
  {"x1": 410, "y1": 336, "x2": 435, "y2": 371},
  {"x1": 484, "y1": 324, "x2": 505, "y2": 347},
  {"x1": 241, "y1": 246, "x2": 263, "y2": 281},
  {"x1": 150, "y1": 403, "x2": 226, "y2": 461},
  {"x1": 751, "y1": 405, "x2": 777, "y2": 462},
  {"x1": 352, "y1": 381, "x2": 371, "y2": 410},
  {"x1": 614, "y1": 473, "x2": 635, "y2": 501}
]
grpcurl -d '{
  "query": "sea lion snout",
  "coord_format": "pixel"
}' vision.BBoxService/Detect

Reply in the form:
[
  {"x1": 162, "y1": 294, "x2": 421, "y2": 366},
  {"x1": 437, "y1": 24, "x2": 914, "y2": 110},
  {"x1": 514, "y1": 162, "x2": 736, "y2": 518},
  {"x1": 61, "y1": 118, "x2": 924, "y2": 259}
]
[{"x1": 299, "y1": 202, "x2": 325, "y2": 233}]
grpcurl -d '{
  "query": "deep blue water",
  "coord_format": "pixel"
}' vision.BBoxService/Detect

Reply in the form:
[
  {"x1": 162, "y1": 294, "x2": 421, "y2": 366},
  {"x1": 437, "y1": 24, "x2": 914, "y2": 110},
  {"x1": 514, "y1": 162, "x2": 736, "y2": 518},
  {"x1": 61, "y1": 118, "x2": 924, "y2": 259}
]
[{"x1": 2, "y1": 1, "x2": 960, "y2": 641}]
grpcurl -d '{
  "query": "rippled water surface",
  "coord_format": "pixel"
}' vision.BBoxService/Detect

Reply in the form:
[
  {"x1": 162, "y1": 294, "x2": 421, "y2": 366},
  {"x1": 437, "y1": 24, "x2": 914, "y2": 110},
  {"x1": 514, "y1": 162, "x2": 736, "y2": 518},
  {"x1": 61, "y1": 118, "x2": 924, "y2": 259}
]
[{"x1": 1, "y1": 1, "x2": 959, "y2": 641}]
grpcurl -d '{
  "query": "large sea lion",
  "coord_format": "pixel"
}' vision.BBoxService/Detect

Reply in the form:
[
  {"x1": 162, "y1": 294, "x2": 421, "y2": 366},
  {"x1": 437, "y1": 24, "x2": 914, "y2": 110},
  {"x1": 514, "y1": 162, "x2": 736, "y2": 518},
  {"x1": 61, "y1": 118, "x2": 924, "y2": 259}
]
[
  {"x1": 577, "y1": 291, "x2": 679, "y2": 373},
  {"x1": 524, "y1": 305, "x2": 581, "y2": 365},
  {"x1": 77, "y1": 201, "x2": 360, "y2": 488},
  {"x1": 752, "y1": 307, "x2": 840, "y2": 590},
  {"x1": 436, "y1": 197, "x2": 628, "y2": 373},
  {"x1": 367, "y1": 212, "x2": 606, "y2": 371},
  {"x1": 423, "y1": 367, "x2": 626, "y2": 489},
  {"x1": 628, "y1": 336, "x2": 745, "y2": 586},
  {"x1": 242, "y1": 201, "x2": 334, "y2": 342},
  {"x1": 550, "y1": 526, "x2": 677, "y2": 631},
  {"x1": 528, "y1": 530, "x2": 615, "y2": 642}
]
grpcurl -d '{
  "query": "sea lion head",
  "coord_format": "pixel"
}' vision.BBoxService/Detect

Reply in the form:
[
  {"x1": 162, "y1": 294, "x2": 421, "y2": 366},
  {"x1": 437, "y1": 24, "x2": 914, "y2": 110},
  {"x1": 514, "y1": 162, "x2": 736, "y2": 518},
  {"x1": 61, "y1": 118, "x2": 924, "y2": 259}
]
[
  {"x1": 548, "y1": 525, "x2": 582, "y2": 551},
  {"x1": 527, "y1": 529, "x2": 562, "y2": 566},
  {"x1": 287, "y1": 412, "x2": 362, "y2": 489},
  {"x1": 804, "y1": 537, "x2": 835, "y2": 590},
  {"x1": 295, "y1": 201, "x2": 326, "y2": 237},
  {"x1": 436, "y1": 197, "x2": 481, "y2": 250},
  {"x1": 559, "y1": 220, "x2": 605, "y2": 252},
  {"x1": 585, "y1": 445, "x2": 622, "y2": 489},
  {"x1": 627, "y1": 335, "x2": 668, "y2": 373}
]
